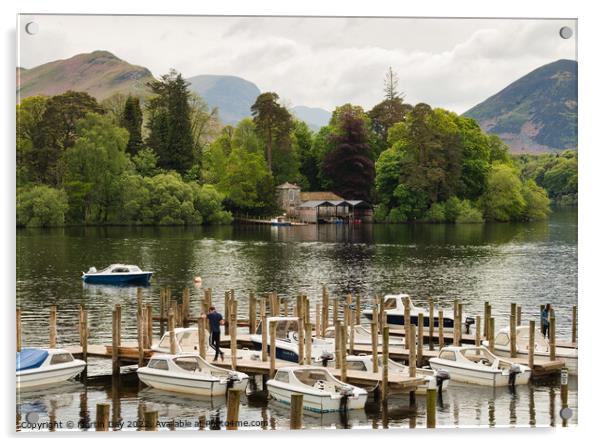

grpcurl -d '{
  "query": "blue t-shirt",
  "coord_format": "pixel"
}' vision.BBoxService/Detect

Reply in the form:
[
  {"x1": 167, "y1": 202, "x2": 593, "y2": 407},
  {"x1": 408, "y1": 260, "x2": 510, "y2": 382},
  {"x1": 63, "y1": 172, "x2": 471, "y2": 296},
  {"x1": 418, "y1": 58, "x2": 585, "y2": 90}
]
[{"x1": 207, "y1": 312, "x2": 223, "y2": 333}]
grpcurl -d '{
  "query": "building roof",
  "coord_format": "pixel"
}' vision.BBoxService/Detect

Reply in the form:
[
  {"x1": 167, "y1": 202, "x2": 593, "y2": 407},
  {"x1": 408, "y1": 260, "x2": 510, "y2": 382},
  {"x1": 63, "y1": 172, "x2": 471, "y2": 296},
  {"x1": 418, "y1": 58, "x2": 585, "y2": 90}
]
[
  {"x1": 276, "y1": 182, "x2": 301, "y2": 190},
  {"x1": 300, "y1": 191, "x2": 342, "y2": 201},
  {"x1": 298, "y1": 199, "x2": 372, "y2": 209}
]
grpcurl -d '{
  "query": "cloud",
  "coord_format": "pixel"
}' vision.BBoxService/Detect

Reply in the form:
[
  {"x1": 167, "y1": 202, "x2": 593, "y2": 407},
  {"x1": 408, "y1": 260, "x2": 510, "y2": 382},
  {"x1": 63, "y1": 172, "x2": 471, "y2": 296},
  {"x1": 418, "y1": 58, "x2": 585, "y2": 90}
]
[{"x1": 18, "y1": 15, "x2": 576, "y2": 113}]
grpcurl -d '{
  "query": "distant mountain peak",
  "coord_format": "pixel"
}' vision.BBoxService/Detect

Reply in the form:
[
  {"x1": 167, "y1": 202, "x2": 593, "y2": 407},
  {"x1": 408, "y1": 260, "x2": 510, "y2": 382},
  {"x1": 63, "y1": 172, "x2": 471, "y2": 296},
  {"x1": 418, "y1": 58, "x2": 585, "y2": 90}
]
[{"x1": 464, "y1": 59, "x2": 577, "y2": 153}]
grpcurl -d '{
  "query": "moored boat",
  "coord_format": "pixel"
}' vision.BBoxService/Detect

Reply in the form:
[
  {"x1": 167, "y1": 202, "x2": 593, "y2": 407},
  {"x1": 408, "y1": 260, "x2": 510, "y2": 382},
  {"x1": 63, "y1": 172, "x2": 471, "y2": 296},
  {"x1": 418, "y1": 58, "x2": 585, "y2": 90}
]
[
  {"x1": 17, "y1": 348, "x2": 86, "y2": 389},
  {"x1": 82, "y1": 264, "x2": 153, "y2": 285},
  {"x1": 483, "y1": 325, "x2": 577, "y2": 375},
  {"x1": 317, "y1": 324, "x2": 405, "y2": 347},
  {"x1": 267, "y1": 365, "x2": 367, "y2": 413},
  {"x1": 137, "y1": 354, "x2": 248, "y2": 396},
  {"x1": 429, "y1": 346, "x2": 531, "y2": 387},
  {"x1": 270, "y1": 216, "x2": 292, "y2": 226}
]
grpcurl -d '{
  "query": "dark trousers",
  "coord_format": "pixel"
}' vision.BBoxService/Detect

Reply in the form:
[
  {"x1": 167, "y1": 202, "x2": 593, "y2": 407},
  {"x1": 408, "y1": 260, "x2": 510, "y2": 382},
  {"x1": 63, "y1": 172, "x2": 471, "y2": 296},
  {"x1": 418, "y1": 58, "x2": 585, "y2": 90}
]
[
  {"x1": 211, "y1": 331, "x2": 222, "y2": 360},
  {"x1": 542, "y1": 324, "x2": 549, "y2": 338}
]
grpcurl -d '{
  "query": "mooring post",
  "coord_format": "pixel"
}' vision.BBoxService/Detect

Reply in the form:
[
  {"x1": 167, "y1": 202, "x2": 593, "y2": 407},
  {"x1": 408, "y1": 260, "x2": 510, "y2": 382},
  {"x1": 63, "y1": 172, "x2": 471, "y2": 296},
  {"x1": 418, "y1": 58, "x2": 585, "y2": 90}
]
[
  {"x1": 333, "y1": 297, "x2": 339, "y2": 327},
  {"x1": 409, "y1": 323, "x2": 417, "y2": 406},
  {"x1": 484, "y1": 301, "x2": 490, "y2": 339},
  {"x1": 560, "y1": 367, "x2": 569, "y2": 427},
  {"x1": 297, "y1": 311, "x2": 305, "y2": 365},
  {"x1": 112, "y1": 307, "x2": 119, "y2": 376},
  {"x1": 315, "y1": 303, "x2": 321, "y2": 339},
  {"x1": 198, "y1": 317, "x2": 206, "y2": 359},
  {"x1": 438, "y1": 309, "x2": 444, "y2": 348},
  {"x1": 95, "y1": 403, "x2": 110, "y2": 431},
  {"x1": 382, "y1": 326, "x2": 390, "y2": 404},
  {"x1": 458, "y1": 302, "x2": 463, "y2": 337},
  {"x1": 81, "y1": 308, "x2": 88, "y2": 366},
  {"x1": 168, "y1": 308, "x2": 176, "y2": 355},
  {"x1": 371, "y1": 319, "x2": 379, "y2": 373},
  {"x1": 572, "y1": 305, "x2": 577, "y2": 344},
  {"x1": 261, "y1": 299, "x2": 267, "y2": 362},
  {"x1": 488, "y1": 317, "x2": 495, "y2": 350},
  {"x1": 475, "y1": 315, "x2": 481, "y2": 347},
  {"x1": 305, "y1": 322, "x2": 312, "y2": 365},
  {"x1": 269, "y1": 320, "x2": 276, "y2": 378},
  {"x1": 183, "y1": 287, "x2": 190, "y2": 327},
  {"x1": 146, "y1": 304, "x2": 153, "y2": 348},
  {"x1": 510, "y1": 303, "x2": 517, "y2": 357},
  {"x1": 379, "y1": 296, "x2": 385, "y2": 334},
  {"x1": 16, "y1": 308, "x2": 21, "y2": 352},
  {"x1": 517, "y1": 305, "x2": 522, "y2": 326},
  {"x1": 137, "y1": 302, "x2": 144, "y2": 368},
  {"x1": 226, "y1": 389, "x2": 241, "y2": 430},
  {"x1": 231, "y1": 299, "x2": 238, "y2": 370},
  {"x1": 159, "y1": 288, "x2": 165, "y2": 336},
  {"x1": 403, "y1": 296, "x2": 411, "y2": 342},
  {"x1": 426, "y1": 388, "x2": 437, "y2": 428},
  {"x1": 249, "y1": 292, "x2": 256, "y2": 334},
  {"x1": 49, "y1": 305, "x2": 57, "y2": 348},
  {"x1": 528, "y1": 320, "x2": 535, "y2": 370},
  {"x1": 144, "y1": 410, "x2": 158, "y2": 431},
  {"x1": 224, "y1": 290, "x2": 231, "y2": 336},
  {"x1": 356, "y1": 294, "x2": 361, "y2": 325},
  {"x1": 116, "y1": 304, "x2": 122, "y2": 346},
  {"x1": 539, "y1": 304, "x2": 545, "y2": 334},
  {"x1": 428, "y1": 298, "x2": 434, "y2": 351},
  {"x1": 205, "y1": 287, "x2": 212, "y2": 309},
  {"x1": 335, "y1": 320, "x2": 342, "y2": 369},
  {"x1": 321, "y1": 284, "x2": 328, "y2": 338},
  {"x1": 340, "y1": 323, "x2": 348, "y2": 382},
  {"x1": 290, "y1": 394, "x2": 304, "y2": 429},
  {"x1": 550, "y1": 312, "x2": 556, "y2": 361},
  {"x1": 417, "y1": 313, "x2": 424, "y2": 367},
  {"x1": 349, "y1": 309, "x2": 356, "y2": 356}
]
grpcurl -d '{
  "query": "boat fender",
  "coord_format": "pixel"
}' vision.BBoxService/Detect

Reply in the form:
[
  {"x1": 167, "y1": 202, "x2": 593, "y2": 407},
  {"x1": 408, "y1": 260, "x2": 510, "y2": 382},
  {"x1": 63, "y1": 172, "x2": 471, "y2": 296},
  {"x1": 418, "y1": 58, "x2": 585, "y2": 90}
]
[
  {"x1": 508, "y1": 364, "x2": 521, "y2": 388},
  {"x1": 435, "y1": 370, "x2": 450, "y2": 396}
]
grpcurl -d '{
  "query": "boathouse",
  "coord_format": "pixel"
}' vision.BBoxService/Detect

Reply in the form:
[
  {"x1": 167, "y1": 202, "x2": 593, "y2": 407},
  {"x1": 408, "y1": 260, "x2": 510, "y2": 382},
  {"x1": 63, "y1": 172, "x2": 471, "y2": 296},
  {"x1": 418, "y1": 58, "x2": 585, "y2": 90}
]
[{"x1": 276, "y1": 183, "x2": 373, "y2": 224}]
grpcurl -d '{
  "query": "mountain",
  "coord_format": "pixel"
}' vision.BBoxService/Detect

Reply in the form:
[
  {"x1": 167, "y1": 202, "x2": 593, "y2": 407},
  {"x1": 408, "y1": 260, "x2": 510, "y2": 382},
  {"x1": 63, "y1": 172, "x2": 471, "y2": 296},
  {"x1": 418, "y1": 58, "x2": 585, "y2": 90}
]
[
  {"x1": 464, "y1": 59, "x2": 577, "y2": 153},
  {"x1": 291, "y1": 105, "x2": 331, "y2": 131},
  {"x1": 187, "y1": 75, "x2": 261, "y2": 125},
  {"x1": 17, "y1": 50, "x2": 154, "y2": 101}
]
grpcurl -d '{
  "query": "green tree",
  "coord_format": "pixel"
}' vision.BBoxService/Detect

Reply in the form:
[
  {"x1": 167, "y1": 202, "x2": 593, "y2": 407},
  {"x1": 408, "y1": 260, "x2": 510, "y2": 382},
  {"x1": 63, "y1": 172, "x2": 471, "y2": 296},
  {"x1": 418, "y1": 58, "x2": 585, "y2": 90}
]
[
  {"x1": 293, "y1": 121, "x2": 316, "y2": 190},
  {"x1": 521, "y1": 179, "x2": 551, "y2": 221},
  {"x1": 120, "y1": 95, "x2": 144, "y2": 155},
  {"x1": 62, "y1": 113, "x2": 130, "y2": 223},
  {"x1": 146, "y1": 70, "x2": 195, "y2": 173},
  {"x1": 16, "y1": 185, "x2": 68, "y2": 227},
  {"x1": 17, "y1": 96, "x2": 47, "y2": 186},
  {"x1": 132, "y1": 148, "x2": 159, "y2": 177},
  {"x1": 145, "y1": 172, "x2": 202, "y2": 225},
  {"x1": 479, "y1": 163, "x2": 526, "y2": 221}
]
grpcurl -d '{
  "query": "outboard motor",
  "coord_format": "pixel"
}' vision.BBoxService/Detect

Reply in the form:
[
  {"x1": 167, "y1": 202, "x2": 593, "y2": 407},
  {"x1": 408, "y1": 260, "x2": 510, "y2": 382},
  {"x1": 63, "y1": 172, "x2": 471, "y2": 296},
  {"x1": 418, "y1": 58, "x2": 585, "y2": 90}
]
[
  {"x1": 435, "y1": 370, "x2": 450, "y2": 404},
  {"x1": 508, "y1": 364, "x2": 521, "y2": 390},
  {"x1": 320, "y1": 352, "x2": 334, "y2": 367},
  {"x1": 339, "y1": 385, "x2": 354, "y2": 413},
  {"x1": 464, "y1": 317, "x2": 475, "y2": 334}
]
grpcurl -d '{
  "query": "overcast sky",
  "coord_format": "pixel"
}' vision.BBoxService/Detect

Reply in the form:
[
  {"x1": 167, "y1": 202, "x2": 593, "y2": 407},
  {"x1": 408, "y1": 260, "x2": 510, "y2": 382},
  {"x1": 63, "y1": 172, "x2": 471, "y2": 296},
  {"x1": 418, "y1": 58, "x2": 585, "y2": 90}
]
[{"x1": 18, "y1": 15, "x2": 576, "y2": 113}]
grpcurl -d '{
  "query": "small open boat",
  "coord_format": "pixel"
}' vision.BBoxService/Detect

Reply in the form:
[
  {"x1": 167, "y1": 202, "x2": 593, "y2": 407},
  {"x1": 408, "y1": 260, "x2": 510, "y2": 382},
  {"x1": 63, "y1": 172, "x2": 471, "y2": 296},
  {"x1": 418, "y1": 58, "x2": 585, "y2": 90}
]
[
  {"x1": 267, "y1": 365, "x2": 367, "y2": 413},
  {"x1": 317, "y1": 324, "x2": 405, "y2": 347},
  {"x1": 429, "y1": 346, "x2": 531, "y2": 387},
  {"x1": 484, "y1": 325, "x2": 577, "y2": 375},
  {"x1": 312, "y1": 354, "x2": 449, "y2": 395},
  {"x1": 362, "y1": 293, "x2": 475, "y2": 333},
  {"x1": 82, "y1": 264, "x2": 153, "y2": 285},
  {"x1": 17, "y1": 348, "x2": 86, "y2": 389},
  {"x1": 137, "y1": 354, "x2": 248, "y2": 396}
]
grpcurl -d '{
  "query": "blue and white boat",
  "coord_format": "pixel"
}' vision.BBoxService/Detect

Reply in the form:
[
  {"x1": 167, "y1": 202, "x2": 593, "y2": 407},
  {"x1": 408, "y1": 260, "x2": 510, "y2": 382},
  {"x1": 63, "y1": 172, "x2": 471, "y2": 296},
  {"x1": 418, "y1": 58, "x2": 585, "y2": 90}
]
[
  {"x1": 82, "y1": 264, "x2": 153, "y2": 285},
  {"x1": 17, "y1": 348, "x2": 86, "y2": 389}
]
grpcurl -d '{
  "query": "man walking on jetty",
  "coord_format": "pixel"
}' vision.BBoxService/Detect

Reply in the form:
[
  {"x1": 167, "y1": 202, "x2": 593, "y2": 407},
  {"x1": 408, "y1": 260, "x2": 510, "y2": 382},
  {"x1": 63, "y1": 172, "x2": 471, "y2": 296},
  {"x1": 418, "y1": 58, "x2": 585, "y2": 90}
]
[{"x1": 206, "y1": 306, "x2": 225, "y2": 361}]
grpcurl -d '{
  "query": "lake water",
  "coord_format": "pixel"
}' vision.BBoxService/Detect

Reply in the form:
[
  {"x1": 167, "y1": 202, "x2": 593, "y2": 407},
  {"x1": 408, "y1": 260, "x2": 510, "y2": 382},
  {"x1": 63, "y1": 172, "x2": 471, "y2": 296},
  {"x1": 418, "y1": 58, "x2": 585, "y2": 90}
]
[{"x1": 16, "y1": 208, "x2": 578, "y2": 430}]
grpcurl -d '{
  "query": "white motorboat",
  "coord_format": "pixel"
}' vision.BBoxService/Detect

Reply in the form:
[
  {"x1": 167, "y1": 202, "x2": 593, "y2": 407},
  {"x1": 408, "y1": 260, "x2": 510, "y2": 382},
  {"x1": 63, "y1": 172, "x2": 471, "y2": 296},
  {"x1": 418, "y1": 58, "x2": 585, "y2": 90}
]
[
  {"x1": 267, "y1": 365, "x2": 367, "y2": 413},
  {"x1": 361, "y1": 293, "x2": 475, "y2": 334},
  {"x1": 81, "y1": 264, "x2": 153, "y2": 285},
  {"x1": 429, "y1": 346, "x2": 531, "y2": 387},
  {"x1": 312, "y1": 354, "x2": 449, "y2": 395},
  {"x1": 137, "y1": 354, "x2": 248, "y2": 396},
  {"x1": 17, "y1": 348, "x2": 86, "y2": 389},
  {"x1": 317, "y1": 324, "x2": 405, "y2": 347},
  {"x1": 483, "y1": 325, "x2": 577, "y2": 375},
  {"x1": 250, "y1": 317, "x2": 334, "y2": 363}
]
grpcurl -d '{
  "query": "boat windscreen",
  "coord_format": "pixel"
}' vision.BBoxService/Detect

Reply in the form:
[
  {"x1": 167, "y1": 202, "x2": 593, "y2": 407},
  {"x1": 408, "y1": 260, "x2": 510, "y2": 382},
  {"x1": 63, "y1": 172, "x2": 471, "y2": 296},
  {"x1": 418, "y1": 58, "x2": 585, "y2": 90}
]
[{"x1": 294, "y1": 369, "x2": 332, "y2": 386}]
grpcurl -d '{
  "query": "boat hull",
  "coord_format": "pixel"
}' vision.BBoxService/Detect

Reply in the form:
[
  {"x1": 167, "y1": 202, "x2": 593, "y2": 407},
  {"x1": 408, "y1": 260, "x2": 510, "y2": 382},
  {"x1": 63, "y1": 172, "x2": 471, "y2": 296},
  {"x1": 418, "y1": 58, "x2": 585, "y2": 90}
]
[
  {"x1": 137, "y1": 370, "x2": 248, "y2": 396},
  {"x1": 429, "y1": 360, "x2": 531, "y2": 387},
  {"x1": 363, "y1": 312, "x2": 456, "y2": 330},
  {"x1": 492, "y1": 347, "x2": 577, "y2": 375},
  {"x1": 267, "y1": 382, "x2": 367, "y2": 413},
  {"x1": 251, "y1": 341, "x2": 300, "y2": 363},
  {"x1": 17, "y1": 361, "x2": 86, "y2": 389},
  {"x1": 82, "y1": 272, "x2": 152, "y2": 285}
]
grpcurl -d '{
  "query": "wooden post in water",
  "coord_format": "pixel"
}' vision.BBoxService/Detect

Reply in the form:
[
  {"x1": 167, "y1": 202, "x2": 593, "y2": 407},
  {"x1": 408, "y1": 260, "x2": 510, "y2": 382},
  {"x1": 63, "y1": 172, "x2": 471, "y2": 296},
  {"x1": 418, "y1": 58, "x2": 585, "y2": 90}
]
[
  {"x1": 226, "y1": 389, "x2": 241, "y2": 430},
  {"x1": 290, "y1": 394, "x2": 303, "y2": 430},
  {"x1": 560, "y1": 367, "x2": 569, "y2": 427},
  {"x1": 458, "y1": 303, "x2": 463, "y2": 337},
  {"x1": 438, "y1": 310, "x2": 444, "y2": 348},
  {"x1": 572, "y1": 305, "x2": 577, "y2": 344},
  {"x1": 49, "y1": 305, "x2": 57, "y2": 348},
  {"x1": 379, "y1": 296, "x2": 386, "y2": 334},
  {"x1": 539, "y1": 304, "x2": 545, "y2": 334},
  {"x1": 112, "y1": 307, "x2": 119, "y2": 376},
  {"x1": 116, "y1": 304, "x2": 122, "y2": 346},
  {"x1": 16, "y1": 309, "x2": 21, "y2": 352},
  {"x1": 146, "y1": 304, "x2": 153, "y2": 348},
  {"x1": 261, "y1": 299, "x2": 267, "y2": 362},
  {"x1": 528, "y1": 320, "x2": 535, "y2": 370},
  {"x1": 144, "y1": 411, "x2": 158, "y2": 431},
  {"x1": 81, "y1": 308, "x2": 88, "y2": 367},
  {"x1": 510, "y1": 303, "x2": 517, "y2": 357},
  {"x1": 428, "y1": 298, "x2": 434, "y2": 351},
  {"x1": 224, "y1": 290, "x2": 231, "y2": 336},
  {"x1": 204, "y1": 288, "x2": 212, "y2": 310},
  {"x1": 340, "y1": 322, "x2": 347, "y2": 382},
  {"x1": 409, "y1": 324, "x2": 417, "y2": 378},
  {"x1": 371, "y1": 320, "x2": 379, "y2": 373},
  {"x1": 182, "y1": 288, "x2": 190, "y2": 327},
  {"x1": 95, "y1": 403, "x2": 110, "y2": 431},
  {"x1": 137, "y1": 297, "x2": 144, "y2": 367},
  {"x1": 483, "y1": 301, "x2": 489, "y2": 339},
  {"x1": 249, "y1": 292, "x2": 256, "y2": 334},
  {"x1": 269, "y1": 320, "x2": 276, "y2": 379},
  {"x1": 382, "y1": 326, "x2": 390, "y2": 403},
  {"x1": 488, "y1": 317, "x2": 495, "y2": 350},
  {"x1": 332, "y1": 297, "x2": 339, "y2": 327},
  {"x1": 198, "y1": 317, "x2": 206, "y2": 359},
  {"x1": 356, "y1": 294, "x2": 361, "y2": 325},
  {"x1": 305, "y1": 323, "x2": 312, "y2": 365},
  {"x1": 417, "y1": 313, "x2": 424, "y2": 367},
  {"x1": 297, "y1": 316, "x2": 305, "y2": 365},
  {"x1": 168, "y1": 308, "x2": 176, "y2": 355},
  {"x1": 315, "y1": 303, "x2": 321, "y2": 339},
  {"x1": 335, "y1": 320, "x2": 342, "y2": 369},
  {"x1": 550, "y1": 312, "x2": 556, "y2": 361},
  {"x1": 159, "y1": 288, "x2": 165, "y2": 336},
  {"x1": 475, "y1": 316, "x2": 481, "y2": 347},
  {"x1": 321, "y1": 285, "x2": 328, "y2": 338},
  {"x1": 403, "y1": 296, "x2": 411, "y2": 342},
  {"x1": 426, "y1": 388, "x2": 437, "y2": 428},
  {"x1": 349, "y1": 309, "x2": 356, "y2": 356},
  {"x1": 231, "y1": 299, "x2": 238, "y2": 370},
  {"x1": 517, "y1": 305, "x2": 522, "y2": 326}
]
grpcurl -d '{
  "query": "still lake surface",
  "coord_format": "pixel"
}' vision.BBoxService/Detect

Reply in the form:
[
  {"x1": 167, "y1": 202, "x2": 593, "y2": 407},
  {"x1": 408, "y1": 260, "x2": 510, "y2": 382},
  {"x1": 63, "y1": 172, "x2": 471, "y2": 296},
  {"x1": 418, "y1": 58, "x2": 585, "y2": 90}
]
[{"x1": 16, "y1": 208, "x2": 578, "y2": 430}]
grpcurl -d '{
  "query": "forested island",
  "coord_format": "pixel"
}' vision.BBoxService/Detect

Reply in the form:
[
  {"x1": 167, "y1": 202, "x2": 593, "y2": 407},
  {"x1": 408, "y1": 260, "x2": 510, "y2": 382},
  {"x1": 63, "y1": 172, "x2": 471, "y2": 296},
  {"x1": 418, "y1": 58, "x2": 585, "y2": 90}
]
[{"x1": 16, "y1": 68, "x2": 577, "y2": 227}]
